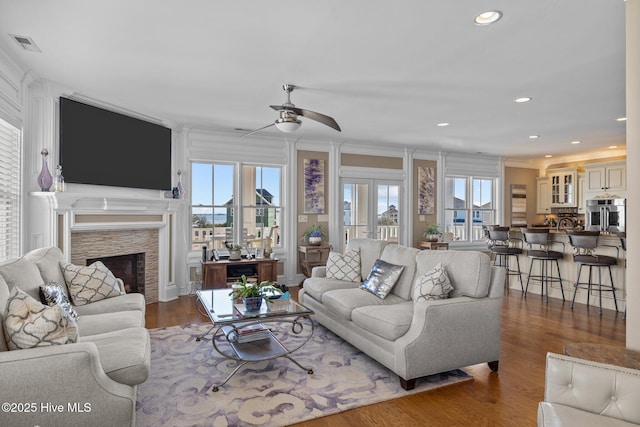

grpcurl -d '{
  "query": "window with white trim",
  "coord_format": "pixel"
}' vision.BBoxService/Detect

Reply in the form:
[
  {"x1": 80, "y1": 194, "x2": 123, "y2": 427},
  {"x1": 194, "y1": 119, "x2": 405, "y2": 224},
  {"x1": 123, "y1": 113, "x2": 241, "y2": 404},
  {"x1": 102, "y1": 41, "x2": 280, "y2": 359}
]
[
  {"x1": 0, "y1": 117, "x2": 21, "y2": 261},
  {"x1": 444, "y1": 176, "x2": 496, "y2": 243},
  {"x1": 191, "y1": 162, "x2": 282, "y2": 255}
]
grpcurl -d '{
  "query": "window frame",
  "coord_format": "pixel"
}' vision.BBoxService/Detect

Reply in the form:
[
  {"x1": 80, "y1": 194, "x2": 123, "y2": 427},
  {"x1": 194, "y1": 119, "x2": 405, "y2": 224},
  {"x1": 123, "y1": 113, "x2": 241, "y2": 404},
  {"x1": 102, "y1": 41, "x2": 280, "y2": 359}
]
[
  {"x1": 0, "y1": 117, "x2": 21, "y2": 261},
  {"x1": 444, "y1": 175, "x2": 497, "y2": 243}
]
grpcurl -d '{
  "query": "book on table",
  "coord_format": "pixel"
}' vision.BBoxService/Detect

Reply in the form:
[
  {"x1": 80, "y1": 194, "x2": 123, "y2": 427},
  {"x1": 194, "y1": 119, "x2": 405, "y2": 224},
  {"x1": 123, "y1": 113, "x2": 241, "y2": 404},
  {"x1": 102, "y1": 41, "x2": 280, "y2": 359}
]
[{"x1": 222, "y1": 323, "x2": 271, "y2": 343}]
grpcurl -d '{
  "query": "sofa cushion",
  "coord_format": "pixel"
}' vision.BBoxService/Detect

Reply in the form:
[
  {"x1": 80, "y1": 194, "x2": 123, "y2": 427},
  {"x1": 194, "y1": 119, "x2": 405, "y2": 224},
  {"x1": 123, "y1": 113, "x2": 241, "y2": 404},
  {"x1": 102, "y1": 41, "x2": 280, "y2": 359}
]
[
  {"x1": 24, "y1": 246, "x2": 68, "y2": 294},
  {"x1": 326, "y1": 250, "x2": 361, "y2": 282},
  {"x1": 77, "y1": 310, "x2": 144, "y2": 336},
  {"x1": 351, "y1": 301, "x2": 413, "y2": 340},
  {"x1": 73, "y1": 293, "x2": 146, "y2": 317},
  {"x1": 61, "y1": 261, "x2": 125, "y2": 305},
  {"x1": 0, "y1": 275, "x2": 9, "y2": 351},
  {"x1": 4, "y1": 286, "x2": 78, "y2": 350},
  {"x1": 346, "y1": 239, "x2": 388, "y2": 283},
  {"x1": 380, "y1": 244, "x2": 420, "y2": 300},
  {"x1": 79, "y1": 327, "x2": 150, "y2": 386},
  {"x1": 360, "y1": 259, "x2": 404, "y2": 299},
  {"x1": 322, "y1": 288, "x2": 407, "y2": 321},
  {"x1": 302, "y1": 277, "x2": 359, "y2": 303},
  {"x1": 40, "y1": 281, "x2": 79, "y2": 320},
  {"x1": 415, "y1": 250, "x2": 491, "y2": 298},
  {"x1": 0, "y1": 257, "x2": 47, "y2": 301},
  {"x1": 413, "y1": 262, "x2": 453, "y2": 302}
]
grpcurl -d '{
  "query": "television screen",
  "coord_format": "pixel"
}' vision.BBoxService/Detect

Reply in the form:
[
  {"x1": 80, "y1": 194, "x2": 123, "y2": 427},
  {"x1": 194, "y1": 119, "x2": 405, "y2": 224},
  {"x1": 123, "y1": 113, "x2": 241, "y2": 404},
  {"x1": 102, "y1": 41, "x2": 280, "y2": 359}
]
[{"x1": 59, "y1": 97, "x2": 172, "y2": 191}]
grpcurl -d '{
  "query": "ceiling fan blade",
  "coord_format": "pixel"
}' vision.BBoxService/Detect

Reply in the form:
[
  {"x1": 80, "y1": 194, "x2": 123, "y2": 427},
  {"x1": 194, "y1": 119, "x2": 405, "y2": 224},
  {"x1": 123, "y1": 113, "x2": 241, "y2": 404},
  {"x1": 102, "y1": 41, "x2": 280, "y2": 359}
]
[
  {"x1": 296, "y1": 108, "x2": 341, "y2": 132},
  {"x1": 240, "y1": 122, "x2": 275, "y2": 137}
]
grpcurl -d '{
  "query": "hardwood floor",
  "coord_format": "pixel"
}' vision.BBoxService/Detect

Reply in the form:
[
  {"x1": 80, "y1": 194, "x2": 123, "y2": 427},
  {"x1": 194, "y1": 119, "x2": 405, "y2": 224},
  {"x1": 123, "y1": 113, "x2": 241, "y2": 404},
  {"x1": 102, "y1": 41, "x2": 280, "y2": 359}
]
[{"x1": 145, "y1": 288, "x2": 626, "y2": 426}]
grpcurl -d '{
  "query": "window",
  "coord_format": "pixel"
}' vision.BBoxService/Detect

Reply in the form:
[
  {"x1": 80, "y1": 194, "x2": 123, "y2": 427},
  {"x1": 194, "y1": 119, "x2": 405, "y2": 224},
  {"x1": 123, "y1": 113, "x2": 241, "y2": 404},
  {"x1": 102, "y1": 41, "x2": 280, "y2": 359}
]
[
  {"x1": 444, "y1": 176, "x2": 495, "y2": 243},
  {"x1": 0, "y1": 118, "x2": 21, "y2": 261},
  {"x1": 191, "y1": 162, "x2": 282, "y2": 254}
]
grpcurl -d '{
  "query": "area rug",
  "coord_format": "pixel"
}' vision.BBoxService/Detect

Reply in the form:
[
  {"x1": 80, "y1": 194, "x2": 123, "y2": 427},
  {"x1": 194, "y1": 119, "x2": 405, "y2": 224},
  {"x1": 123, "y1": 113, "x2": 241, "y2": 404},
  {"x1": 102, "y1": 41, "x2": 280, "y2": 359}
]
[{"x1": 136, "y1": 322, "x2": 472, "y2": 427}]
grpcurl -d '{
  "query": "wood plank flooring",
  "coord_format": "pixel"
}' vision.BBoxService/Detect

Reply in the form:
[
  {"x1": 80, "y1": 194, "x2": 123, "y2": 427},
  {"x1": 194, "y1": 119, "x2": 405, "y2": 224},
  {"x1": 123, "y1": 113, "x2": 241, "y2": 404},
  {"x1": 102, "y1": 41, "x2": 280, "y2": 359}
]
[{"x1": 145, "y1": 288, "x2": 626, "y2": 426}]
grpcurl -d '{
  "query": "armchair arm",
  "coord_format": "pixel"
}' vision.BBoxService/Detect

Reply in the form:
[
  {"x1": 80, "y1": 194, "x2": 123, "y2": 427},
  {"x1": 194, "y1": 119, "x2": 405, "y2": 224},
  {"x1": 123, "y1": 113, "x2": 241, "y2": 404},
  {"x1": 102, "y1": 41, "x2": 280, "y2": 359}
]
[
  {"x1": 0, "y1": 342, "x2": 136, "y2": 427},
  {"x1": 311, "y1": 266, "x2": 327, "y2": 278},
  {"x1": 394, "y1": 296, "x2": 502, "y2": 380}
]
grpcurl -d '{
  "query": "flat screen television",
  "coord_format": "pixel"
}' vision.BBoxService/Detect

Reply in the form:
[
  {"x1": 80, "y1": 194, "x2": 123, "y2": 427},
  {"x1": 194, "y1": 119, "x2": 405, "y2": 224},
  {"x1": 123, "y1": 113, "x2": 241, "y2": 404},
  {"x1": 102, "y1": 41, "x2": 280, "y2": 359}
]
[{"x1": 59, "y1": 96, "x2": 172, "y2": 191}]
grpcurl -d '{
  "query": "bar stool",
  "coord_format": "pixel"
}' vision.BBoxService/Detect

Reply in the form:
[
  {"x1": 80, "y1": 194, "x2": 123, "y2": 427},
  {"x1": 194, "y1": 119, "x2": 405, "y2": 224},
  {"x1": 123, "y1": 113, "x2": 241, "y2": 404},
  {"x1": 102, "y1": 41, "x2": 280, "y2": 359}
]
[
  {"x1": 521, "y1": 228, "x2": 565, "y2": 302},
  {"x1": 566, "y1": 230, "x2": 619, "y2": 315},
  {"x1": 618, "y1": 232, "x2": 626, "y2": 319},
  {"x1": 486, "y1": 226, "x2": 523, "y2": 293}
]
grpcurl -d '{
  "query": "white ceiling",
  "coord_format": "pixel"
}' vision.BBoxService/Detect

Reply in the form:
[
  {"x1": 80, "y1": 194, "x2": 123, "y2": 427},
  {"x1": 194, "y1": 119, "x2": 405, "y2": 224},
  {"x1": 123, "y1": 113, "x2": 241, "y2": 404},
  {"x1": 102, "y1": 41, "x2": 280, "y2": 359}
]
[{"x1": 0, "y1": 0, "x2": 627, "y2": 162}]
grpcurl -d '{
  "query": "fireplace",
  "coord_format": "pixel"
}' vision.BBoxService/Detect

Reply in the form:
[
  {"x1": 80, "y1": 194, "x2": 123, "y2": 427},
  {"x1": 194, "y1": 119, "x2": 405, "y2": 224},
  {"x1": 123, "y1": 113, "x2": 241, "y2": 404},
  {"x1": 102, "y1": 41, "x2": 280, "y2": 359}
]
[{"x1": 87, "y1": 253, "x2": 146, "y2": 295}]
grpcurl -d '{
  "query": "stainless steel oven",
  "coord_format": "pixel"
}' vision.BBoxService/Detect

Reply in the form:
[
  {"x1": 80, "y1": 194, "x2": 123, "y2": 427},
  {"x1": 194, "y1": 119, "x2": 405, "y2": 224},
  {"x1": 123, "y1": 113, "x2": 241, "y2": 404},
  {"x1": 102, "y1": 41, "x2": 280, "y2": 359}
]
[{"x1": 585, "y1": 198, "x2": 625, "y2": 233}]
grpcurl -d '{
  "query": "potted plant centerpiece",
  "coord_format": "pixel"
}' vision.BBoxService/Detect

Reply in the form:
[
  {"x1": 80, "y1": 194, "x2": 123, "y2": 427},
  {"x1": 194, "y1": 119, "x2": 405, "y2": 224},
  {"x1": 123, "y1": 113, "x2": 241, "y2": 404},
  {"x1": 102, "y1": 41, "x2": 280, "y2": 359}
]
[
  {"x1": 301, "y1": 223, "x2": 326, "y2": 246},
  {"x1": 423, "y1": 224, "x2": 442, "y2": 242},
  {"x1": 231, "y1": 275, "x2": 276, "y2": 311},
  {"x1": 225, "y1": 242, "x2": 243, "y2": 260}
]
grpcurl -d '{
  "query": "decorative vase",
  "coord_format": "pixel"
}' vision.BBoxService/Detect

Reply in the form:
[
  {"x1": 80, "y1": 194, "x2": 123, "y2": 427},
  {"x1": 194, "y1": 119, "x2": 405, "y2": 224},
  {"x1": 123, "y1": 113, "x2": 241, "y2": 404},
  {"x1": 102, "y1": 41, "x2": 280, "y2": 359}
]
[
  {"x1": 177, "y1": 170, "x2": 185, "y2": 198},
  {"x1": 229, "y1": 249, "x2": 242, "y2": 261},
  {"x1": 243, "y1": 296, "x2": 263, "y2": 312},
  {"x1": 54, "y1": 164, "x2": 65, "y2": 192},
  {"x1": 37, "y1": 148, "x2": 53, "y2": 191},
  {"x1": 425, "y1": 234, "x2": 439, "y2": 242},
  {"x1": 308, "y1": 236, "x2": 322, "y2": 246}
]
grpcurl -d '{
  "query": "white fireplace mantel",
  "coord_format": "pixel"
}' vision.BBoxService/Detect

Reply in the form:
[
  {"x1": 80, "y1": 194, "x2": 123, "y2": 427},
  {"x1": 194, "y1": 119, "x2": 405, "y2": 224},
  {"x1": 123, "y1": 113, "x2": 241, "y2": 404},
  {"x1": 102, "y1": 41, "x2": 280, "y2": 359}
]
[{"x1": 28, "y1": 191, "x2": 182, "y2": 302}]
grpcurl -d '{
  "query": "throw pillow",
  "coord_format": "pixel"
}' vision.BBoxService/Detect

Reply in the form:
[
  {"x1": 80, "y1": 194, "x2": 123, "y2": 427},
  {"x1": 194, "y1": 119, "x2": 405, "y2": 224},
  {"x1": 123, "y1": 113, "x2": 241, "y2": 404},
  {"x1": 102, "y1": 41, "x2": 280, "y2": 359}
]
[
  {"x1": 413, "y1": 262, "x2": 454, "y2": 302},
  {"x1": 60, "y1": 261, "x2": 125, "y2": 306},
  {"x1": 326, "y1": 250, "x2": 361, "y2": 282},
  {"x1": 360, "y1": 259, "x2": 405, "y2": 299},
  {"x1": 39, "y1": 281, "x2": 79, "y2": 320},
  {"x1": 4, "y1": 286, "x2": 78, "y2": 350}
]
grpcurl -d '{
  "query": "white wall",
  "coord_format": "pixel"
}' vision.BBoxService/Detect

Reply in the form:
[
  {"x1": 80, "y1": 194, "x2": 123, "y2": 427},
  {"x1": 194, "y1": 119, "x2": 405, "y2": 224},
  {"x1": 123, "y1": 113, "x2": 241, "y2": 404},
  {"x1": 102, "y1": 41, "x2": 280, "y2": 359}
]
[{"x1": 626, "y1": 0, "x2": 640, "y2": 350}]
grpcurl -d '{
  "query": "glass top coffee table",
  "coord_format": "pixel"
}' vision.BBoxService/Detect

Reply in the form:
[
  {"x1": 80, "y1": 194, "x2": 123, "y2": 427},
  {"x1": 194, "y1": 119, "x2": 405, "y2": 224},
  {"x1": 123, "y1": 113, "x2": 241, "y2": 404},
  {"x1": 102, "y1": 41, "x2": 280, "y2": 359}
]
[{"x1": 195, "y1": 288, "x2": 315, "y2": 391}]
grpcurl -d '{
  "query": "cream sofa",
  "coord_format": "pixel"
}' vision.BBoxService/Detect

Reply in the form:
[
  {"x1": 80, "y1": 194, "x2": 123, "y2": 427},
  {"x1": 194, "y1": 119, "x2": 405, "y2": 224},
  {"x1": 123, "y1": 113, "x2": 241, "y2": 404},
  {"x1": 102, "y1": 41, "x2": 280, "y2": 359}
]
[
  {"x1": 538, "y1": 352, "x2": 640, "y2": 426},
  {"x1": 299, "y1": 239, "x2": 505, "y2": 390},
  {"x1": 0, "y1": 247, "x2": 149, "y2": 427}
]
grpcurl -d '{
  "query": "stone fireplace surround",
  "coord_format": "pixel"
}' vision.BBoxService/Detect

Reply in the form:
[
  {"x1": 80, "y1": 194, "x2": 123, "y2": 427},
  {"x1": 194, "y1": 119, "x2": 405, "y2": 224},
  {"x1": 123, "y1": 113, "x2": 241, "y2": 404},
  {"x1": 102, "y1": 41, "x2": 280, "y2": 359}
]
[{"x1": 29, "y1": 191, "x2": 179, "y2": 304}]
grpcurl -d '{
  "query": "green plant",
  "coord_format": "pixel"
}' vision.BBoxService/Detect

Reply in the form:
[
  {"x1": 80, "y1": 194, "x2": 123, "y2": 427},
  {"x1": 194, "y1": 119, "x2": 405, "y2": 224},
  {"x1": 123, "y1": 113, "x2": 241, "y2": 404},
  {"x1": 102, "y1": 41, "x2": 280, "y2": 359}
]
[
  {"x1": 225, "y1": 241, "x2": 243, "y2": 251},
  {"x1": 230, "y1": 275, "x2": 275, "y2": 299},
  {"x1": 423, "y1": 224, "x2": 442, "y2": 237},
  {"x1": 300, "y1": 223, "x2": 326, "y2": 242}
]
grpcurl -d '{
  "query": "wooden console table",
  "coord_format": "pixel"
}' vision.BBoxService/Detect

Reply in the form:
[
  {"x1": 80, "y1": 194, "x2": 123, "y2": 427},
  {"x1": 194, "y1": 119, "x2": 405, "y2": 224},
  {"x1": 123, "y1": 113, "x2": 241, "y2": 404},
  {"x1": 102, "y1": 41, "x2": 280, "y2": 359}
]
[
  {"x1": 418, "y1": 241, "x2": 449, "y2": 250},
  {"x1": 298, "y1": 245, "x2": 331, "y2": 277},
  {"x1": 201, "y1": 258, "x2": 278, "y2": 289},
  {"x1": 564, "y1": 343, "x2": 640, "y2": 370}
]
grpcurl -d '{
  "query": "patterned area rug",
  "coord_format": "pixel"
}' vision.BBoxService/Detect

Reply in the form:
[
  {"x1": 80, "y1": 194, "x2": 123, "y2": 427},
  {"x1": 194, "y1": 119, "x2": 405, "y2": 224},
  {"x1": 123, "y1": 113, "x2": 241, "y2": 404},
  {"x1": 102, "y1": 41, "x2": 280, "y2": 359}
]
[{"x1": 136, "y1": 322, "x2": 472, "y2": 427}]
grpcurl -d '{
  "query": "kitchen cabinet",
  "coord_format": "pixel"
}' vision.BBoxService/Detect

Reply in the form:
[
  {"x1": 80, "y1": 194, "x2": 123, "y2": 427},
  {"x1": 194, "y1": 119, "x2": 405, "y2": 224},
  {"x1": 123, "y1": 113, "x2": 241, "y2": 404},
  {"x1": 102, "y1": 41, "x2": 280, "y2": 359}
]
[
  {"x1": 536, "y1": 176, "x2": 551, "y2": 214},
  {"x1": 585, "y1": 161, "x2": 626, "y2": 193},
  {"x1": 577, "y1": 173, "x2": 585, "y2": 213},
  {"x1": 549, "y1": 168, "x2": 577, "y2": 207}
]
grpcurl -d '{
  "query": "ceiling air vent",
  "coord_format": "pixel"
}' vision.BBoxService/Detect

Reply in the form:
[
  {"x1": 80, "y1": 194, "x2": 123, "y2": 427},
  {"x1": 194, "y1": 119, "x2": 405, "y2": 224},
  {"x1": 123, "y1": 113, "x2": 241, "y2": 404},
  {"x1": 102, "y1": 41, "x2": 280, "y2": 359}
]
[{"x1": 10, "y1": 34, "x2": 41, "y2": 53}]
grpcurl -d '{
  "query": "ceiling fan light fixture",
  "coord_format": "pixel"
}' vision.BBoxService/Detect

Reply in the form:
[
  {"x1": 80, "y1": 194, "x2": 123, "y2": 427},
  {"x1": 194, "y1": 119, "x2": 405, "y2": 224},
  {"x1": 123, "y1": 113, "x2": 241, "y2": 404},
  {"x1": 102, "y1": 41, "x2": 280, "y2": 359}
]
[
  {"x1": 275, "y1": 118, "x2": 302, "y2": 133},
  {"x1": 474, "y1": 10, "x2": 502, "y2": 26}
]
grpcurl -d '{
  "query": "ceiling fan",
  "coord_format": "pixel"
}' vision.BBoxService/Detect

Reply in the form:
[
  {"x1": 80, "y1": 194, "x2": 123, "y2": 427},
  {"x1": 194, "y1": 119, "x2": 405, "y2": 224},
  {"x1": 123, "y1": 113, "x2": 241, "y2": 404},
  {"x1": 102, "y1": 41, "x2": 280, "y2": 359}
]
[{"x1": 242, "y1": 84, "x2": 341, "y2": 137}]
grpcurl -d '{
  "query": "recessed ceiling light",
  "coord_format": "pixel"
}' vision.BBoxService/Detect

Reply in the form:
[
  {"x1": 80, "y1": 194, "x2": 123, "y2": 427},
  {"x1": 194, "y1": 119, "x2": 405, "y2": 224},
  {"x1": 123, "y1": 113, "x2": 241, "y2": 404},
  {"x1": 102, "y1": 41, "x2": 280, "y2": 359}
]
[
  {"x1": 609, "y1": 145, "x2": 618, "y2": 149},
  {"x1": 514, "y1": 97, "x2": 532, "y2": 103},
  {"x1": 617, "y1": 117, "x2": 627, "y2": 122},
  {"x1": 474, "y1": 10, "x2": 503, "y2": 25},
  {"x1": 571, "y1": 140, "x2": 581, "y2": 145},
  {"x1": 545, "y1": 154, "x2": 553, "y2": 158},
  {"x1": 529, "y1": 135, "x2": 539, "y2": 139},
  {"x1": 436, "y1": 122, "x2": 450, "y2": 127}
]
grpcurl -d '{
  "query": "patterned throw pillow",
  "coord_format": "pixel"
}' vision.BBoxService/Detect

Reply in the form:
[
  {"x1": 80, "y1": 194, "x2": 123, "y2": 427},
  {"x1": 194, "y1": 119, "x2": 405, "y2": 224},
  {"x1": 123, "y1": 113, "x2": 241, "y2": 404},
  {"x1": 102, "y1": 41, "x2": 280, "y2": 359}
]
[
  {"x1": 360, "y1": 259, "x2": 405, "y2": 299},
  {"x1": 60, "y1": 261, "x2": 125, "y2": 306},
  {"x1": 4, "y1": 286, "x2": 78, "y2": 350},
  {"x1": 326, "y1": 250, "x2": 361, "y2": 282},
  {"x1": 413, "y1": 262, "x2": 454, "y2": 302},
  {"x1": 40, "y1": 281, "x2": 79, "y2": 320}
]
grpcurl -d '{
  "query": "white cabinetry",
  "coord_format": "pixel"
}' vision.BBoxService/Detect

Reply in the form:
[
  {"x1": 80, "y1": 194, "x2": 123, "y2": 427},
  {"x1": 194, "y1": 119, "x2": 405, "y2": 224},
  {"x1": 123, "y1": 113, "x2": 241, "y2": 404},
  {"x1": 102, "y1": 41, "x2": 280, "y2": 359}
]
[
  {"x1": 548, "y1": 168, "x2": 577, "y2": 207},
  {"x1": 585, "y1": 161, "x2": 626, "y2": 195},
  {"x1": 577, "y1": 173, "x2": 585, "y2": 214},
  {"x1": 536, "y1": 177, "x2": 551, "y2": 214}
]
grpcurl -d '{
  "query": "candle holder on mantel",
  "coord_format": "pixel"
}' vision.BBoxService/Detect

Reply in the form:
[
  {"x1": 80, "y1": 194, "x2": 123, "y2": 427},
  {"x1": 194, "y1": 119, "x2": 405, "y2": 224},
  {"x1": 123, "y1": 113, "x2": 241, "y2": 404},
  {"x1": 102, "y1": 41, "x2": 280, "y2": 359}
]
[
  {"x1": 37, "y1": 148, "x2": 53, "y2": 191},
  {"x1": 177, "y1": 170, "x2": 185, "y2": 199}
]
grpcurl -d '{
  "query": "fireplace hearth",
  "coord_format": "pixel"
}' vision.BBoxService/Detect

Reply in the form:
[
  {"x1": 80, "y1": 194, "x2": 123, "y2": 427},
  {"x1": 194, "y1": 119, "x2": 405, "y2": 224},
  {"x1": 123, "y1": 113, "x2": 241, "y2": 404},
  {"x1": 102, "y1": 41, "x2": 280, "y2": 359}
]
[{"x1": 87, "y1": 253, "x2": 146, "y2": 295}]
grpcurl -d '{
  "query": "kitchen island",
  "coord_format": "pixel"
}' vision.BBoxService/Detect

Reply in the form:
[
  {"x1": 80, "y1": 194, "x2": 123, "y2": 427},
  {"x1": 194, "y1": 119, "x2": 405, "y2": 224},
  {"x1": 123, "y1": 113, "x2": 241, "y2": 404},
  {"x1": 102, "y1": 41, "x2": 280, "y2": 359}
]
[{"x1": 507, "y1": 229, "x2": 625, "y2": 312}]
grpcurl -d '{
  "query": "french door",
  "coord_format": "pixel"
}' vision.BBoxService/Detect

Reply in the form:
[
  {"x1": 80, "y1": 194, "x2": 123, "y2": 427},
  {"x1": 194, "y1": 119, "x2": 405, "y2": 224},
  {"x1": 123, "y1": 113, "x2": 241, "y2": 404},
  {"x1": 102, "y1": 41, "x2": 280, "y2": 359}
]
[{"x1": 342, "y1": 179, "x2": 402, "y2": 249}]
